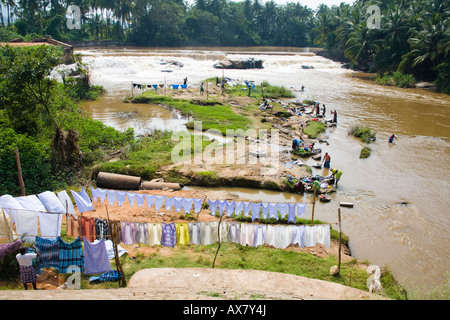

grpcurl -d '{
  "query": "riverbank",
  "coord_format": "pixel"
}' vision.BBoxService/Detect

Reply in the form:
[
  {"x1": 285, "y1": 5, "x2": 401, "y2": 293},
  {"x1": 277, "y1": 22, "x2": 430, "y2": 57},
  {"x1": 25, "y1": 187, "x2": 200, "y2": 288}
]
[{"x1": 122, "y1": 81, "x2": 338, "y2": 195}]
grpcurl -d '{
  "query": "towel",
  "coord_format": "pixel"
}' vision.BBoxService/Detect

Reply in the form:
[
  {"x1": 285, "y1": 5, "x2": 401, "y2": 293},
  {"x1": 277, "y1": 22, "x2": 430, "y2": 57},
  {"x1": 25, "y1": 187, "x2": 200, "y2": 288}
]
[
  {"x1": 14, "y1": 209, "x2": 38, "y2": 243},
  {"x1": 56, "y1": 190, "x2": 76, "y2": 215},
  {"x1": 83, "y1": 238, "x2": 112, "y2": 275},
  {"x1": 38, "y1": 191, "x2": 66, "y2": 213}
]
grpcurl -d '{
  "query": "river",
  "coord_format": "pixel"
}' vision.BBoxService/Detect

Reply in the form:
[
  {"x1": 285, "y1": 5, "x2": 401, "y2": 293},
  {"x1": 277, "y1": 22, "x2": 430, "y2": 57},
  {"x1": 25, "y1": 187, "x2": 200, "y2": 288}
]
[{"x1": 74, "y1": 46, "x2": 449, "y2": 297}]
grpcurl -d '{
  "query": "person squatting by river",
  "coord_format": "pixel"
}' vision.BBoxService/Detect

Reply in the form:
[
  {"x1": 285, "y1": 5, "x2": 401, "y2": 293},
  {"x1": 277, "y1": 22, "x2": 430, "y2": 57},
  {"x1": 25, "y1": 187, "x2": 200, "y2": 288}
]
[{"x1": 331, "y1": 169, "x2": 343, "y2": 188}]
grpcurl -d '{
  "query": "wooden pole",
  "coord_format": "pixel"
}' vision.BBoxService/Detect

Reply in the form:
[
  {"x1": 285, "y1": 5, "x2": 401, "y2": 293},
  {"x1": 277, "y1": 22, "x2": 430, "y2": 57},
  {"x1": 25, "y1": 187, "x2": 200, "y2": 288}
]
[
  {"x1": 338, "y1": 208, "x2": 342, "y2": 274},
  {"x1": 105, "y1": 205, "x2": 127, "y2": 287},
  {"x1": 311, "y1": 189, "x2": 316, "y2": 226},
  {"x1": 131, "y1": 82, "x2": 134, "y2": 98},
  {"x1": 206, "y1": 81, "x2": 209, "y2": 100},
  {"x1": 212, "y1": 213, "x2": 224, "y2": 269},
  {"x1": 15, "y1": 148, "x2": 26, "y2": 196}
]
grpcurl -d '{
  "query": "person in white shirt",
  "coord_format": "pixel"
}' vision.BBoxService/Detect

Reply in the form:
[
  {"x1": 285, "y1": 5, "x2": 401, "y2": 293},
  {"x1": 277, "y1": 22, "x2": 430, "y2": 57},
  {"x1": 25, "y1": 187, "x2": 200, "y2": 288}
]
[{"x1": 16, "y1": 246, "x2": 40, "y2": 290}]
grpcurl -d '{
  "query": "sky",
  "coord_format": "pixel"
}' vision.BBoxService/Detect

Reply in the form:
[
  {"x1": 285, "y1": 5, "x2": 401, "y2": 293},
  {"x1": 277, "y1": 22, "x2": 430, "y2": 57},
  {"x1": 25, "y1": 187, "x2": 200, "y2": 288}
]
[{"x1": 186, "y1": 0, "x2": 356, "y2": 10}]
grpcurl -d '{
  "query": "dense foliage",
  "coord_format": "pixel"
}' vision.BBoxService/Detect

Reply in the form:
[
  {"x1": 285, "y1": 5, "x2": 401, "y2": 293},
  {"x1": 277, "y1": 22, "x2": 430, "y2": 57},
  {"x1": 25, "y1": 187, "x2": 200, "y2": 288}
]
[
  {"x1": 0, "y1": 45, "x2": 134, "y2": 196},
  {"x1": 0, "y1": 0, "x2": 448, "y2": 92}
]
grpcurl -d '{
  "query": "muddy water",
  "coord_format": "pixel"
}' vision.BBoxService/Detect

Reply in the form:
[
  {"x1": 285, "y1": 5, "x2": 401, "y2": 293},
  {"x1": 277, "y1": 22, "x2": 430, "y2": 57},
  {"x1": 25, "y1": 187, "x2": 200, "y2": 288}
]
[{"x1": 76, "y1": 46, "x2": 449, "y2": 297}]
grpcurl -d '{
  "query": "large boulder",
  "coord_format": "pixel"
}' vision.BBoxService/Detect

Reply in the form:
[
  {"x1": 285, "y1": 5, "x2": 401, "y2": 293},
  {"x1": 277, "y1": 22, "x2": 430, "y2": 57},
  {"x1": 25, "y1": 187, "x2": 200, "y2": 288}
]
[{"x1": 214, "y1": 58, "x2": 263, "y2": 69}]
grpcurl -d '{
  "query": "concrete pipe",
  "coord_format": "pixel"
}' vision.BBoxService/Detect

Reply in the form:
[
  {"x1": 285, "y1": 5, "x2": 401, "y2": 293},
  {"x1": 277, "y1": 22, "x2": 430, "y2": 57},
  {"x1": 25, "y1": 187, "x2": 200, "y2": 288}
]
[
  {"x1": 96, "y1": 172, "x2": 141, "y2": 190},
  {"x1": 141, "y1": 181, "x2": 183, "y2": 191}
]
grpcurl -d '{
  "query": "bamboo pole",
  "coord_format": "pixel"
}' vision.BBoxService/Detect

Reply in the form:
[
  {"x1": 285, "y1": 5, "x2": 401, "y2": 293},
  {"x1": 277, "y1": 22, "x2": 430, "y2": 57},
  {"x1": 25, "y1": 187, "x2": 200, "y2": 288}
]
[
  {"x1": 105, "y1": 205, "x2": 126, "y2": 287},
  {"x1": 212, "y1": 213, "x2": 224, "y2": 269},
  {"x1": 338, "y1": 208, "x2": 342, "y2": 275},
  {"x1": 311, "y1": 189, "x2": 316, "y2": 226},
  {"x1": 15, "y1": 149, "x2": 26, "y2": 196}
]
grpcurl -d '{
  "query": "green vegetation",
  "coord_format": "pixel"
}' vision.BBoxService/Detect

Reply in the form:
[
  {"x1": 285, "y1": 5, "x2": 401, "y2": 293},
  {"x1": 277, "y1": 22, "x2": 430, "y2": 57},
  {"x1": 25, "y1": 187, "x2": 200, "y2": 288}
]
[
  {"x1": 360, "y1": 147, "x2": 372, "y2": 159},
  {"x1": 349, "y1": 125, "x2": 376, "y2": 144},
  {"x1": 129, "y1": 91, "x2": 251, "y2": 135},
  {"x1": 375, "y1": 72, "x2": 417, "y2": 88},
  {"x1": 225, "y1": 81, "x2": 295, "y2": 99},
  {"x1": 0, "y1": 44, "x2": 133, "y2": 196},
  {"x1": 303, "y1": 120, "x2": 327, "y2": 139}
]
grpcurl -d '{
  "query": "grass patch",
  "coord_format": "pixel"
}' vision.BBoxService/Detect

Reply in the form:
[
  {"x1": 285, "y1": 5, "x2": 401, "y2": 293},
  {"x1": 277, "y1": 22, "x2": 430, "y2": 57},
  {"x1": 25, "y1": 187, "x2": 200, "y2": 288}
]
[
  {"x1": 360, "y1": 146, "x2": 372, "y2": 159},
  {"x1": 375, "y1": 72, "x2": 416, "y2": 88},
  {"x1": 349, "y1": 125, "x2": 376, "y2": 143},
  {"x1": 303, "y1": 120, "x2": 327, "y2": 139},
  {"x1": 225, "y1": 81, "x2": 295, "y2": 99},
  {"x1": 129, "y1": 91, "x2": 251, "y2": 135}
]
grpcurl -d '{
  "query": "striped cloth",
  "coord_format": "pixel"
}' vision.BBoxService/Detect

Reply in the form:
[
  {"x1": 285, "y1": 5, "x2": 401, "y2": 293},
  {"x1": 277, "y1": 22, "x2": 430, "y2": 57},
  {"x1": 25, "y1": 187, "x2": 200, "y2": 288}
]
[
  {"x1": 57, "y1": 237, "x2": 84, "y2": 273},
  {"x1": 35, "y1": 236, "x2": 59, "y2": 269},
  {"x1": 95, "y1": 218, "x2": 109, "y2": 240}
]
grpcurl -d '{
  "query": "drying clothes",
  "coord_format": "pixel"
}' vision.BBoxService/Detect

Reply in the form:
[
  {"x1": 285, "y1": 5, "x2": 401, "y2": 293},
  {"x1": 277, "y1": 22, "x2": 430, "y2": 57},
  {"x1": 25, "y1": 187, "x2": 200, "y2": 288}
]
[
  {"x1": 266, "y1": 225, "x2": 293, "y2": 249},
  {"x1": 296, "y1": 203, "x2": 306, "y2": 218},
  {"x1": 152, "y1": 84, "x2": 158, "y2": 91},
  {"x1": 57, "y1": 237, "x2": 84, "y2": 273},
  {"x1": 315, "y1": 224, "x2": 330, "y2": 248},
  {"x1": 90, "y1": 187, "x2": 106, "y2": 204},
  {"x1": 145, "y1": 194, "x2": 154, "y2": 209},
  {"x1": 200, "y1": 221, "x2": 215, "y2": 245},
  {"x1": 234, "y1": 202, "x2": 243, "y2": 216},
  {"x1": 94, "y1": 218, "x2": 109, "y2": 239},
  {"x1": 89, "y1": 270, "x2": 121, "y2": 283},
  {"x1": 175, "y1": 223, "x2": 190, "y2": 245},
  {"x1": 161, "y1": 223, "x2": 176, "y2": 247},
  {"x1": 136, "y1": 194, "x2": 146, "y2": 208},
  {"x1": 15, "y1": 194, "x2": 46, "y2": 213},
  {"x1": 66, "y1": 215, "x2": 82, "y2": 238},
  {"x1": 106, "y1": 190, "x2": 117, "y2": 206},
  {"x1": 109, "y1": 220, "x2": 122, "y2": 244},
  {"x1": 38, "y1": 191, "x2": 66, "y2": 213},
  {"x1": 121, "y1": 221, "x2": 135, "y2": 245},
  {"x1": 288, "y1": 204, "x2": 297, "y2": 223},
  {"x1": 182, "y1": 198, "x2": 193, "y2": 214},
  {"x1": 291, "y1": 225, "x2": 305, "y2": 247},
  {"x1": 227, "y1": 222, "x2": 240, "y2": 243},
  {"x1": 268, "y1": 203, "x2": 279, "y2": 220},
  {"x1": 253, "y1": 224, "x2": 266, "y2": 247},
  {"x1": 103, "y1": 239, "x2": 127, "y2": 259},
  {"x1": 164, "y1": 196, "x2": 174, "y2": 212},
  {"x1": 239, "y1": 223, "x2": 254, "y2": 247},
  {"x1": 0, "y1": 239, "x2": 22, "y2": 260},
  {"x1": 193, "y1": 198, "x2": 203, "y2": 214},
  {"x1": 56, "y1": 190, "x2": 76, "y2": 215},
  {"x1": 154, "y1": 195, "x2": 164, "y2": 212},
  {"x1": 14, "y1": 209, "x2": 38, "y2": 243},
  {"x1": 180, "y1": 85, "x2": 187, "y2": 89},
  {"x1": 127, "y1": 192, "x2": 136, "y2": 207},
  {"x1": 0, "y1": 209, "x2": 16, "y2": 242},
  {"x1": 83, "y1": 238, "x2": 112, "y2": 275},
  {"x1": 208, "y1": 199, "x2": 218, "y2": 216},
  {"x1": 135, "y1": 222, "x2": 148, "y2": 244},
  {"x1": 172, "y1": 84, "x2": 179, "y2": 89},
  {"x1": 210, "y1": 221, "x2": 228, "y2": 243},
  {"x1": 217, "y1": 200, "x2": 226, "y2": 216},
  {"x1": 188, "y1": 222, "x2": 201, "y2": 245},
  {"x1": 0, "y1": 194, "x2": 24, "y2": 221},
  {"x1": 251, "y1": 202, "x2": 261, "y2": 221},
  {"x1": 226, "y1": 201, "x2": 235, "y2": 217},
  {"x1": 81, "y1": 216, "x2": 96, "y2": 243},
  {"x1": 38, "y1": 212, "x2": 63, "y2": 239},
  {"x1": 303, "y1": 225, "x2": 316, "y2": 247},
  {"x1": 173, "y1": 197, "x2": 184, "y2": 213},
  {"x1": 148, "y1": 223, "x2": 162, "y2": 246},
  {"x1": 70, "y1": 188, "x2": 94, "y2": 213},
  {"x1": 243, "y1": 202, "x2": 252, "y2": 217},
  {"x1": 278, "y1": 203, "x2": 289, "y2": 218},
  {"x1": 117, "y1": 191, "x2": 127, "y2": 207},
  {"x1": 35, "y1": 237, "x2": 59, "y2": 269}
]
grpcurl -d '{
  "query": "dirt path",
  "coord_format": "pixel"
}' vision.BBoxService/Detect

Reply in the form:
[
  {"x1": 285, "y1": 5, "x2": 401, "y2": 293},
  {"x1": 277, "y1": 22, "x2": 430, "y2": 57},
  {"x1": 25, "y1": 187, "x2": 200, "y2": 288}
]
[{"x1": 0, "y1": 268, "x2": 386, "y2": 300}]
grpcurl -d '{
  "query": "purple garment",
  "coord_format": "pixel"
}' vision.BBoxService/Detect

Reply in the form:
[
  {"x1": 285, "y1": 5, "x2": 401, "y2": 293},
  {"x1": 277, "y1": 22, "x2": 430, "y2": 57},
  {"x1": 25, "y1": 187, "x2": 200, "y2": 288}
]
[
  {"x1": 0, "y1": 239, "x2": 22, "y2": 260},
  {"x1": 161, "y1": 223, "x2": 176, "y2": 247},
  {"x1": 121, "y1": 221, "x2": 135, "y2": 245},
  {"x1": 82, "y1": 238, "x2": 112, "y2": 275}
]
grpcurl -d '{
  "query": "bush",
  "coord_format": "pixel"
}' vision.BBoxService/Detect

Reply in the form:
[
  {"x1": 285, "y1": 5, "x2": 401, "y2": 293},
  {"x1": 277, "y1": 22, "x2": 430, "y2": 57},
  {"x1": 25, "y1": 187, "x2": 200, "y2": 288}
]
[
  {"x1": 376, "y1": 72, "x2": 416, "y2": 88},
  {"x1": 360, "y1": 146, "x2": 372, "y2": 159},
  {"x1": 304, "y1": 120, "x2": 327, "y2": 139},
  {"x1": 349, "y1": 125, "x2": 376, "y2": 143}
]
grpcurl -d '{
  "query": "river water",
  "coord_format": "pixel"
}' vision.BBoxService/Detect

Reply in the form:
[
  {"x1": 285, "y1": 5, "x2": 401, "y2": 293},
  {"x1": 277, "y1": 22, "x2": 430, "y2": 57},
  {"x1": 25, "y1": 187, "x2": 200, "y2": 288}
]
[{"x1": 75, "y1": 46, "x2": 449, "y2": 297}]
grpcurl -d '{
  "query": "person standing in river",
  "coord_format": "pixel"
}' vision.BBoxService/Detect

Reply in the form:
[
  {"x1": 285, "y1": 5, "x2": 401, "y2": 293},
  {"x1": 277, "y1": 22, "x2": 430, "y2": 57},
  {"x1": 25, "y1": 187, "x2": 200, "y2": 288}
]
[
  {"x1": 389, "y1": 134, "x2": 397, "y2": 144},
  {"x1": 322, "y1": 152, "x2": 331, "y2": 169}
]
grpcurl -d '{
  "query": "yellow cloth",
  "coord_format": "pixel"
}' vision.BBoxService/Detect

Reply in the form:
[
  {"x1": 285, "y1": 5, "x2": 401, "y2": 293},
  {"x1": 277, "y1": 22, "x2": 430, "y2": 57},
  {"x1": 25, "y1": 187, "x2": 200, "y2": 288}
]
[
  {"x1": 148, "y1": 223, "x2": 162, "y2": 246},
  {"x1": 175, "y1": 223, "x2": 190, "y2": 245},
  {"x1": 0, "y1": 209, "x2": 17, "y2": 241}
]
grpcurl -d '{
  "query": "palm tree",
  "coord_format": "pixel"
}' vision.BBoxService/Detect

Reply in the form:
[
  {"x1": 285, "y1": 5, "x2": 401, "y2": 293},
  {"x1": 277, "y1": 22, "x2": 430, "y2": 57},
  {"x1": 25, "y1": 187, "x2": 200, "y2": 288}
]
[{"x1": 345, "y1": 22, "x2": 381, "y2": 71}]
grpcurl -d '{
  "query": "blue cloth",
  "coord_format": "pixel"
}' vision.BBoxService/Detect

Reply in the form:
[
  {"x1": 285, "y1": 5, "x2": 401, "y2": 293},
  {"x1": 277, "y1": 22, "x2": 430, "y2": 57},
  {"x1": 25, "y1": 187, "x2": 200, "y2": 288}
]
[
  {"x1": 174, "y1": 197, "x2": 183, "y2": 213},
  {"x1": 106, "y1": 190, "x2": 117, "y2": 206},
  {"x1": 268, "y1": 203, "x2": 279, "y2": 220},
  {"x1": 117, "y1": 191, "x2": 127, "y2": 206},
  {"x1": 193, "y1": 198, "x2": 202, "y2": 214},
  {"x1": 209, "y1": 199, "x2": 217, "y2": 216},
  {"x1": 261, "y1": 202, "x2": 269, "y2": 219},
  {"x1": 251, "y1": 202, "x2": 261, "y2": 221},
  {"x1": 243, "y1": 202, "x2": 251, "y2": 217},
  {"x1": 217, "y1": 200, "x2": 226, "y2": 216},
  {"x1": 165, "y1": 196, "x2": 174, "y2": 211},
  {"x1": 127, "y1": 192, "x2": 136, "y2": 207},
  {"x1": 136, "y1": 194, "x2": 146, "y2": 207},
  {"x1": 226, "y1": 201, "x2": 235, "y2": 217},
  {"x1": 154, "y1": 195, "x2": 164, "y2": 212},
  {"x1": 182, "y1": 198, "x2": 193, "y2": 214},
  {"x1": 288, "y1": 204, "x2": 297, "y2": 223},
  {"x1": 172, "y1": 84, "x2": 179, "y2": 89},
  {"x1": 70, "y1": 188, "x2": 94, "y2": 213},
  {"x1": 57, "y1": 237, "x2": 84, "y2": 273},
  {"x1": 89, "y1": 270, "x2": 121, "y2": 283},
  {"x1": 296, "y1": 203, "x2": 306, "y2": 218},
  {"x1": 35, "y1": 236, "x2": 59, "y2": 269},
  {"x1": 234, "y1": 202, "x2": 243, "y2": 216},
  {"x1": 161, "y1": 223, "x2": 176, "y2": 247},
  {"x1": 83, "y1": 238, "x2": 112, "y2": 275}
]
